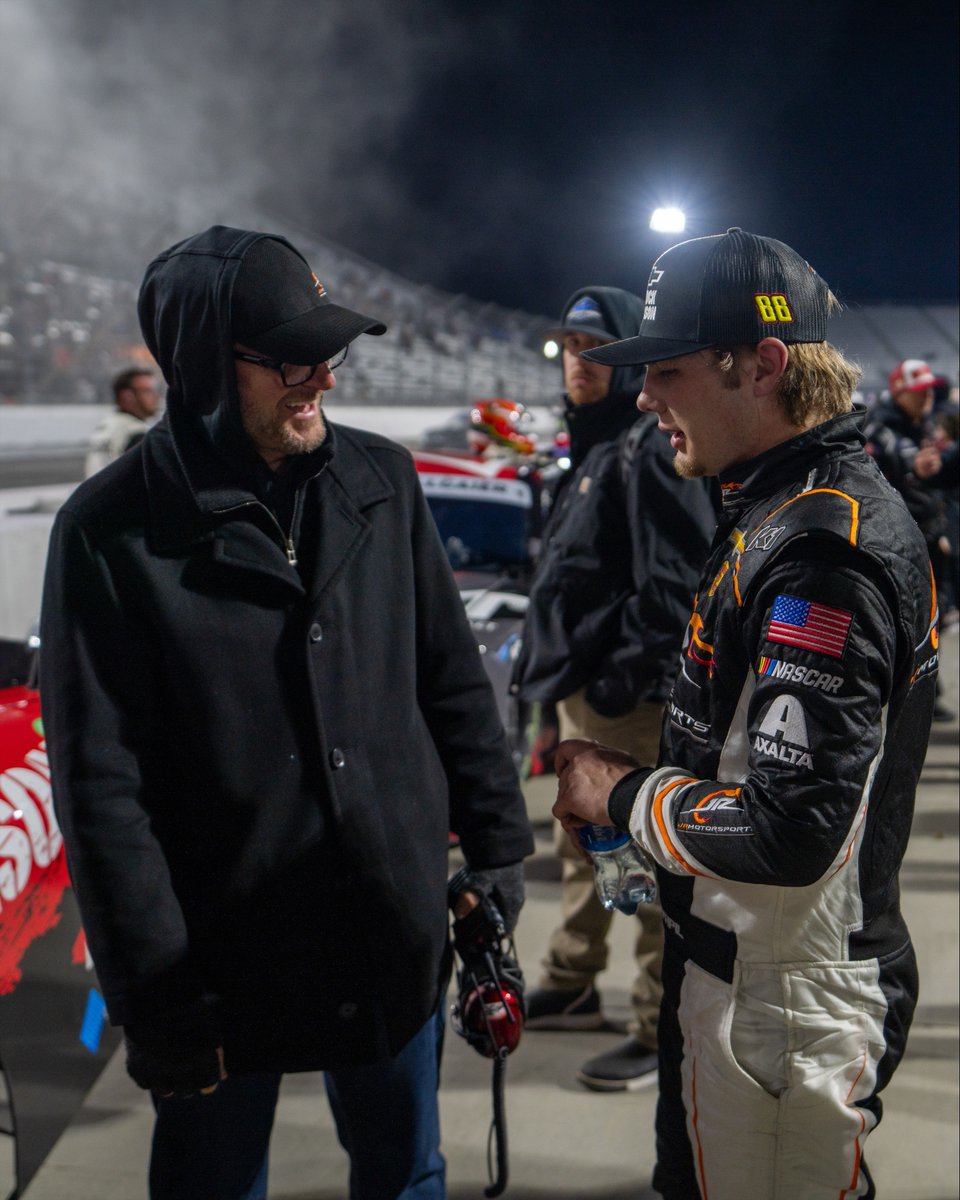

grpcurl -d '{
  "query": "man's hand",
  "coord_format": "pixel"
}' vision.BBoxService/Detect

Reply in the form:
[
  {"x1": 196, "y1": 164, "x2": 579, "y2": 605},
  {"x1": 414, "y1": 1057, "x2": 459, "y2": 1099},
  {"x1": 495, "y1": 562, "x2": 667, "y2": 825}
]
[
  {"x1": 125, "y1": 1034, "x2": 227, "y2": 1098},
  {"x1": 458, "y1": 862, "x2": 526, "y2": 934},
  {"x1": 913, "y1": 444, "x2": 942, "y2": 479},
  {"x1": 124, "y1": 999, "x2": 227, "y2": 1098},
  {"x1": 553, "y1": 738, "x2": 641, "y2": 841}
]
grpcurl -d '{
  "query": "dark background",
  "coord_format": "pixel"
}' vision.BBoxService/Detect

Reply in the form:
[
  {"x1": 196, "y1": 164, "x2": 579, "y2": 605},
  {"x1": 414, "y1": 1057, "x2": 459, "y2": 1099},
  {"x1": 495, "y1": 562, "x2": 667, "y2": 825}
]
[{"x1": 1, "y1": 0, "x2": 956, "y2": 316}]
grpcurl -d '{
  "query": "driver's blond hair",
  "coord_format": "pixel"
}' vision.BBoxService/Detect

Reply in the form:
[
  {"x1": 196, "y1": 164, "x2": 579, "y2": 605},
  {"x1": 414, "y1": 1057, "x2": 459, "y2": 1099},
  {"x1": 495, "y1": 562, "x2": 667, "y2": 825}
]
[{"x1": 712, "y1": 341, "x2": 861, "y2": 427}]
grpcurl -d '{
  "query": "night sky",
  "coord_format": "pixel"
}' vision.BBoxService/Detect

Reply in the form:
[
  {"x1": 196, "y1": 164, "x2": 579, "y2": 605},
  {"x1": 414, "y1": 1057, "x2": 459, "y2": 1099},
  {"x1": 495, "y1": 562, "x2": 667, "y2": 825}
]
[{"x1": 1, "y1": 0, "x2": 957, "y2": 317}]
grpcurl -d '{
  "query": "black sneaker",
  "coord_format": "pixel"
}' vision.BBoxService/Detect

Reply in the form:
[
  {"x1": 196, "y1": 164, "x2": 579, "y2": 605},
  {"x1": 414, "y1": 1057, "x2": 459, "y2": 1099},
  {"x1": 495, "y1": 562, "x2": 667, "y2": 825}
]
[
  {"x1": 524, "y1": 984, "x2": 604, "y2": 1030},
  {"x1": 576, "y1": 1036, "x2": 658, "y2": 1091}
]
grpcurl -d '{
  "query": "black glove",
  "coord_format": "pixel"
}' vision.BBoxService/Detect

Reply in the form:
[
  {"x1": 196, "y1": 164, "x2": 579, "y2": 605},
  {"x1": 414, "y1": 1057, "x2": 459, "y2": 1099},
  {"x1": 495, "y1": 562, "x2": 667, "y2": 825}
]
[
  {"x1": 459, "y1": 862, "x2": 525, "y2": 934},
  {"x1": 124, "y1": 998, "x2": 223, "y2": 1097}
]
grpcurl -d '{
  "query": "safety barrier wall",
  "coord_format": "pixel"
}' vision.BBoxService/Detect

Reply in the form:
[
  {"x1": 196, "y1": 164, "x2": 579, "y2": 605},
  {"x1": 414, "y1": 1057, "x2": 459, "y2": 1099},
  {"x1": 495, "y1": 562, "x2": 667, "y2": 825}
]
[{"x1": 0, "y1": 403, "x2": 561, "y2": 638}]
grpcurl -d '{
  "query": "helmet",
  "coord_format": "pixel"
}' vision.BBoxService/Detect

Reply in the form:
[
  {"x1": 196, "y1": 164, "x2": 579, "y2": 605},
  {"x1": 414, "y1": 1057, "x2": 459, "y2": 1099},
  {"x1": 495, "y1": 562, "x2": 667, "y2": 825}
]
[{"x1": 468, "y1": 399, "x2": 536, "y2": 456}]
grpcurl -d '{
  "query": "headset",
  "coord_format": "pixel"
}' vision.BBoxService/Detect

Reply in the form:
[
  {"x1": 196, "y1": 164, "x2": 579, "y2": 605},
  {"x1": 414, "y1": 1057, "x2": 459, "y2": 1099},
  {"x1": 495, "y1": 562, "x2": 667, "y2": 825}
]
[{"x1": 448, "y1": 866, "x2": 526, "y2": 1197}]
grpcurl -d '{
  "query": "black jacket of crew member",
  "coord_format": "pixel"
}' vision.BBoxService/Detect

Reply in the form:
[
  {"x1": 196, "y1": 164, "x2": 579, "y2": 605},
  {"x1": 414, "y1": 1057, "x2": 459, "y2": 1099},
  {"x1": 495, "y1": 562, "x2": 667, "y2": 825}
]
[{"x1": 512, "y1": 293, "x2": 717, "y2": 717}]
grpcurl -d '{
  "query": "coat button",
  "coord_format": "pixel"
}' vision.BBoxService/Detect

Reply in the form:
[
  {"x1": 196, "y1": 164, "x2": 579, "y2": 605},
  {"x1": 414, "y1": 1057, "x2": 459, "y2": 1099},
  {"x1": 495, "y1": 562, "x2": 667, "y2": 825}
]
[
  {"x1": 330, "y1": 748, "x2": 346, "y2": 769},
  {"x1": 309, "y1": 623, "x2": 323, "y2": 643},
  {"x1": 338, "y1": 1001, "x2": 358, "y2": 1020}
]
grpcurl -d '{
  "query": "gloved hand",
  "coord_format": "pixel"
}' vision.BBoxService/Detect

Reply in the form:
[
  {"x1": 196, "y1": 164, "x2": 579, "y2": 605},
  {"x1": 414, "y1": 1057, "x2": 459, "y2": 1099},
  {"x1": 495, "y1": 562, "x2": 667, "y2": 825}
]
[
  {"x1": 460, "y1": 862, "x2": 525, "y2": 934},
  {"x1": 124, "y1": 998, "x2": 225, "y2": 1097}
]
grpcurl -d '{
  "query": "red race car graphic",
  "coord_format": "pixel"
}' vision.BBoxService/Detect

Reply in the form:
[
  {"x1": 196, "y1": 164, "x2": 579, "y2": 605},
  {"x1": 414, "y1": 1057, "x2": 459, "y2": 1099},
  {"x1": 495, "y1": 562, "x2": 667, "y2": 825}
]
[
  {"x1": 0, "y1": 689, "x2": 69, "y2": 994},
  {"x1": 0, "y1": 640, "x2": 120, "y2": 1196}
]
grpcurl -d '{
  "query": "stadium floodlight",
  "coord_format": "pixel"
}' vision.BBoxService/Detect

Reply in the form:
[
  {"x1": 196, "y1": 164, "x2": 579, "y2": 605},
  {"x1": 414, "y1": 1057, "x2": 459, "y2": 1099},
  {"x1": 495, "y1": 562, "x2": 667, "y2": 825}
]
[
  {"x1": 543, "y1": 339, "x2": 560, "y2": 360},
  {"x1": 650, "y1": 207, "x2": 686, "y2": 233}
]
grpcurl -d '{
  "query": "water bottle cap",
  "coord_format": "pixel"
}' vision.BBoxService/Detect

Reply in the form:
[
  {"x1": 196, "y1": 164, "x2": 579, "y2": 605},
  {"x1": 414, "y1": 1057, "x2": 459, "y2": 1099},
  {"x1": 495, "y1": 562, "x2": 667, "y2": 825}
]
[{"x1": 577, "y1": 823, "x2": 631, "y2": 852}]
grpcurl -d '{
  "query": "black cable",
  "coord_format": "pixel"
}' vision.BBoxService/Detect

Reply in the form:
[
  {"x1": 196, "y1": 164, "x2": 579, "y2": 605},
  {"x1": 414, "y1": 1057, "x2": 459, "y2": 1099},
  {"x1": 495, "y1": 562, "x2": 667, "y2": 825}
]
[{"x1": 484, "y1": 1051, "x2": 509, "y2": 1198}]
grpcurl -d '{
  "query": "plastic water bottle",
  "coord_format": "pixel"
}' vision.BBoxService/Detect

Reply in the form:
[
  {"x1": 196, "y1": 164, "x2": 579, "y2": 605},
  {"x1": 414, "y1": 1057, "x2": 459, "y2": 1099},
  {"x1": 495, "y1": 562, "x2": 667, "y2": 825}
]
[{"x1": 577, "y1": 824, "x2": 657, "y2": 914}]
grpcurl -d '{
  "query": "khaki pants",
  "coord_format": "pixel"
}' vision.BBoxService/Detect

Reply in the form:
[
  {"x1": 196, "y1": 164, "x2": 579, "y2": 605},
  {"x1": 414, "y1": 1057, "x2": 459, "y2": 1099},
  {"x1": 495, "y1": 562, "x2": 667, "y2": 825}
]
[{"x1": 540, "y1": 689, "x2": 664, "y2": 1049}]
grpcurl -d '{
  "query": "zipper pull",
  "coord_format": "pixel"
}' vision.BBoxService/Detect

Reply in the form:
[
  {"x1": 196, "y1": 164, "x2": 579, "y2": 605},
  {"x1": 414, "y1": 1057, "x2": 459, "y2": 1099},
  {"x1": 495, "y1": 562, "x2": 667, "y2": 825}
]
[{"x1": 285, "y1": 538, "x2": 298, "y2": 566}]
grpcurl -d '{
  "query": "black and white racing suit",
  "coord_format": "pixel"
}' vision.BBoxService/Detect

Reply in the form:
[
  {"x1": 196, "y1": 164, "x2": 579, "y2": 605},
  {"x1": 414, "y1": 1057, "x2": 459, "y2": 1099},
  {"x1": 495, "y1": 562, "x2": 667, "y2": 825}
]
[{"x1": 608, "y1": 413, "x2": 938, "y2": 1200}]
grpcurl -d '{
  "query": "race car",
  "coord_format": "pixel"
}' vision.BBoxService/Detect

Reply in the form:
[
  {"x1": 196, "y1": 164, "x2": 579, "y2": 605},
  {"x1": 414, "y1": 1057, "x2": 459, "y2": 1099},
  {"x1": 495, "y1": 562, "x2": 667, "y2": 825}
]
[{"x1": 412, "y1": 448, "x2": 542, "y2": 764}]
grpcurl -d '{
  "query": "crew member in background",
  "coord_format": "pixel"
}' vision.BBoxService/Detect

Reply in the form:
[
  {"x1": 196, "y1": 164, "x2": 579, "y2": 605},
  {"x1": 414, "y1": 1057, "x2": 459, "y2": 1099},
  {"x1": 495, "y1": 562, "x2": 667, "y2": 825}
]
[
  {"x1": 865, "y1": 359, "x2": 954, "y2": 717},
  {"x1": 553, "y1": 228, "x2": 937, "y2": 1199},
  {"x1": 84, "y1": 366, "x2": 161, "y2": 477},
  {"x1": 915, "y1": 404, "x2": 960, "y2": 628},
  {"x1": 42, "y1": 226, "x2": 533, "y2": 1200},
  {"x1": 511, "y1": 287, "x2": 716, "y2": 1091}
]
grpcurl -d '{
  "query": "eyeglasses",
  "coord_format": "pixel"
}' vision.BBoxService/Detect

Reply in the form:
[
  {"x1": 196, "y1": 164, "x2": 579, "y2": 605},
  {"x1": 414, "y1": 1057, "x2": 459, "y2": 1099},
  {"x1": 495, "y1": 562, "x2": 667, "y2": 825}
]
[{"x1": 233, "y1": 344, "x2": 348, "y2": 386}]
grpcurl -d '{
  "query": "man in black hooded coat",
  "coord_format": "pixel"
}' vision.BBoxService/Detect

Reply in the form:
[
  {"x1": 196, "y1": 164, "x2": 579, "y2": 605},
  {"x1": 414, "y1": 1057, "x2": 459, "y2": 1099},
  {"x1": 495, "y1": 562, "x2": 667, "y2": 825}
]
[
  {"x1": 40, "y1": 226, "x2": 533, "y2": 1200},
  {"x1": 511, "y1": 287, "x2": 716, "y2": 1089}
]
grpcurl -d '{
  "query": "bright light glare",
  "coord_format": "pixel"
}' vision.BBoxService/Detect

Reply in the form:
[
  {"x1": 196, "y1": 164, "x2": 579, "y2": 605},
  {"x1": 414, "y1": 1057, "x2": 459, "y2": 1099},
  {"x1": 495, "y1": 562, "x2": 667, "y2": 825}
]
[
  {"x1": 650, "y1": 207, "x2": 686, "y2": 233},
  {"x1": 543, "y1": 339, "x2": 560, "y2": 360}
]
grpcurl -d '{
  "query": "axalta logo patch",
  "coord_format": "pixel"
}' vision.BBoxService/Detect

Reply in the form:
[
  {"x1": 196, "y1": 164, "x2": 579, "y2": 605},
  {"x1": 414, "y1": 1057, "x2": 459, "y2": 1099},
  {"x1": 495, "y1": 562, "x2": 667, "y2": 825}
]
[
  {"x1": 753, "y1": 694, "x2": 813, "y2": 769},
  {"x1": 754, "y1": 736, "x2": 813, "y2": 768}
]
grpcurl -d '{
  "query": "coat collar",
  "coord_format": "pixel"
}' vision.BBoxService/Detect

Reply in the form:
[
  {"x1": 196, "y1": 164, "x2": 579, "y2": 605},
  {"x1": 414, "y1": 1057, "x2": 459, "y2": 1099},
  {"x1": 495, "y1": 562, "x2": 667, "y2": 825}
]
[
  {"x1": 563, "y1": 389, "x2": 640, "y2": 468},
  {"x1": 143, "y1": 417, "x2": 395, "y2": 567},
  {"x1": 717, "y1": 410, "x2": 866, "y2": 514}
]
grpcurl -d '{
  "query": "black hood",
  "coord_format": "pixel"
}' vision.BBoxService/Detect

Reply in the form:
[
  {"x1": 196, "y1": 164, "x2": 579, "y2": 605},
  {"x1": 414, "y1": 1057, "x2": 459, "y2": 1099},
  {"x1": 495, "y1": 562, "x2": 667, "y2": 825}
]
[
  {"x1": 137, "y1": 225, "x2": 380, "y2": 487},
  {"x1": 139, "y1": 227, "x2": 264, "y2": 470},
  {"x1": 556, "y1": 285, "x2": 647, "y2": 403}
]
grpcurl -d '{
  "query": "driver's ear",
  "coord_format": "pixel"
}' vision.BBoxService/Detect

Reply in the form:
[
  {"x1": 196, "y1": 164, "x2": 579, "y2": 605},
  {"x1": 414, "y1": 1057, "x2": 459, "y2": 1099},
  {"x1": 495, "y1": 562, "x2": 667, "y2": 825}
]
[{"x1": 753, "y1": 339, "x2": 788, "y2": 396}]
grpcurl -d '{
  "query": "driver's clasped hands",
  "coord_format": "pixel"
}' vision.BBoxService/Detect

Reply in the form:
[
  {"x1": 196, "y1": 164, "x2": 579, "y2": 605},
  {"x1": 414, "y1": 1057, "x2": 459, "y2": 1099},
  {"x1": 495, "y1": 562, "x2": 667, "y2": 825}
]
[{"x1": 552, "y1": 738, "x2": 643, "y2": 850}]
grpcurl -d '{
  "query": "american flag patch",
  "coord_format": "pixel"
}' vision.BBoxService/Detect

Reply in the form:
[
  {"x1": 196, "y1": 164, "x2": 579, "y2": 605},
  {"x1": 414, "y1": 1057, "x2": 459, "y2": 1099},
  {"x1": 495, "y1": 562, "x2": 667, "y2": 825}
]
[{"x1": 765, "y1": 594, "x2": 852, "y2": 658}]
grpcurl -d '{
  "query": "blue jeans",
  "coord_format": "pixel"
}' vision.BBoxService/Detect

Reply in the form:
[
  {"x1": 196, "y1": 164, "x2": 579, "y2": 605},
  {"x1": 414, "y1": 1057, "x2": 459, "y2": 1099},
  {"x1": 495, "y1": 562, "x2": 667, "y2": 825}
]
[{"x1": 149, "y1": 1009, "x2": 447, "y2": 1200}]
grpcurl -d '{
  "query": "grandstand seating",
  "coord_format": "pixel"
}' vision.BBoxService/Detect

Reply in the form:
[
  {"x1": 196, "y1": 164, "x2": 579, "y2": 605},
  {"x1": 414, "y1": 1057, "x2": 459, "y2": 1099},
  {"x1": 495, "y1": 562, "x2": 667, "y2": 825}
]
[{"x1": 0, "y1": 227, "x2": 956, "y2": 408}]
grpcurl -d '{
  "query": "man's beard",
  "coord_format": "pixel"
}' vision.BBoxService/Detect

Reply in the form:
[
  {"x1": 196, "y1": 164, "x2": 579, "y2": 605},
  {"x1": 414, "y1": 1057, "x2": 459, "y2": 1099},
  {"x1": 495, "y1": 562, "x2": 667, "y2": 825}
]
[
  {"x1": 271, "y1": 413, "x2": 327, "y2": 456},
  {"x1": 672, "y1": 450, "x2": 707, "y2": 479},
  {"x1": 240, "y1": 395, "x2": 327, "y2": 460}
]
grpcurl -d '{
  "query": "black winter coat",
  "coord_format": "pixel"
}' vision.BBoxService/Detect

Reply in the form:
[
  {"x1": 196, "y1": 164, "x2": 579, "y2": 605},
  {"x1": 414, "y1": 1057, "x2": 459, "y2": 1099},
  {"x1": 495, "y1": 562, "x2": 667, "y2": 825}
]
[{"x1": 40, "y1": 226, "x2": 532, "y2": 1072}]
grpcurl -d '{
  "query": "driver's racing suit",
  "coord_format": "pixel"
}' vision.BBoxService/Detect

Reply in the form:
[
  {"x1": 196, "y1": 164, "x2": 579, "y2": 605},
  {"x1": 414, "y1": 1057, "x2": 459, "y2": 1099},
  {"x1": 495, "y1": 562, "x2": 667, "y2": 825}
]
[{"x1": 607, "y1": 412, "x2": 938, "y2": 1199}]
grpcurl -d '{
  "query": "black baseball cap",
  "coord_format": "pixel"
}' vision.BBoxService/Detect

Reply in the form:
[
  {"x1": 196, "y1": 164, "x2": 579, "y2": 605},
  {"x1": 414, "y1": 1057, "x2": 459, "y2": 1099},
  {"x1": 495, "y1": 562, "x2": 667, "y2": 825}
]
[
  {"x1": 543, "y1": 291, "x2": 619, "y2": 344},
  {"x1": 232, "y1": 237, "x2": 386, "y2": 363},
  {"x1": 584, "y1": 228, "x2": 831, "y2": 367}
]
